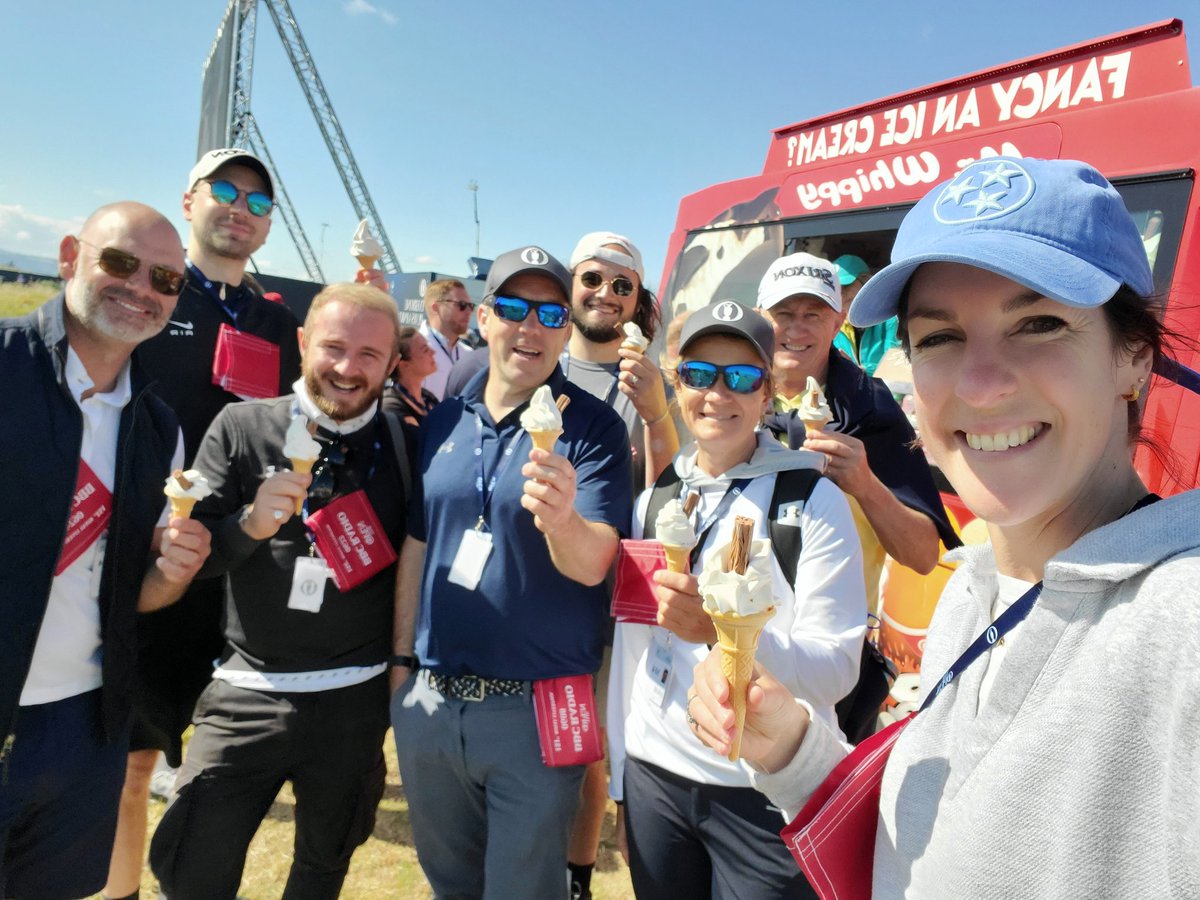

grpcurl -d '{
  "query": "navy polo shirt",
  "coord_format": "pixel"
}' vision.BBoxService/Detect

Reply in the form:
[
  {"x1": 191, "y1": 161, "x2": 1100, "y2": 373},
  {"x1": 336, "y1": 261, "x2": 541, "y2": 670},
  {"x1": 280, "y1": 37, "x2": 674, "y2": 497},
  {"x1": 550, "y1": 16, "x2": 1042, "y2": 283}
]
[
  {"x1": 764, "y1": 349, "x2": 960, "y2": 549},
  {"x1": 410, "y1": 365, "x2": 633, "y2": 680}
]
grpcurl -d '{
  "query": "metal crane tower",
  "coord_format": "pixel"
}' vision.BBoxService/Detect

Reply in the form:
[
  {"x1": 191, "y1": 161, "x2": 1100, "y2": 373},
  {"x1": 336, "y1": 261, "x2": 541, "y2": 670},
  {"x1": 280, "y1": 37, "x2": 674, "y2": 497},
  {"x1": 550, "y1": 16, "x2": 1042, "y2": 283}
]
[{"x1": 198, "y1": 0, "x2": 401, "y2": 280}]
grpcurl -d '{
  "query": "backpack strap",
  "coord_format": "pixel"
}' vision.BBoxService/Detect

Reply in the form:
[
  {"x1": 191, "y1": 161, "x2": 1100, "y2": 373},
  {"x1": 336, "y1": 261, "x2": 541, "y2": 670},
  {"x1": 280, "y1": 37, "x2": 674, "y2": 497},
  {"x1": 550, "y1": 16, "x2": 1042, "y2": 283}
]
[
  {"x1": 381, "y1": 409, "x2": 413, "y2": 501},
  {"x1": 766, "y1": 467, "x2": 823, "y2": 591},
  {"x1": 641, "y1": 464, "x2": 684, "y2": 542}
]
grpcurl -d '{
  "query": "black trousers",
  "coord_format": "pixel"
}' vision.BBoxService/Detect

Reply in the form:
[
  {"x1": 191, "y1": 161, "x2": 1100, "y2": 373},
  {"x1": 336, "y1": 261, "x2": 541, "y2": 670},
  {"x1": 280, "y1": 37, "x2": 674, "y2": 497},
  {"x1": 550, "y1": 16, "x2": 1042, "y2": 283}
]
[
  {"x1": 623, "y1": 756, "x2": 817, "y2": 900},
  {"x1": 0, "y1": 690, "x2": 127, "y2": 900},
  {"x1": 150, "y1": 675, "x2": 389, "y2": 900}
]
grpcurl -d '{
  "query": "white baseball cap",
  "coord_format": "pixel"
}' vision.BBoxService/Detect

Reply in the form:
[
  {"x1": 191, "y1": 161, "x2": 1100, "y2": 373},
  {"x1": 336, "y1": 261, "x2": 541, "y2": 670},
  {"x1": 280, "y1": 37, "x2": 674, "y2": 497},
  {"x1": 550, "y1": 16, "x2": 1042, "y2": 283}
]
[
  {"x1": 756, "y1": 252, "x2": 842, "y2": 313},
  {"x1": 569, "y1": 231, "x2": 645, "y2": 281}
]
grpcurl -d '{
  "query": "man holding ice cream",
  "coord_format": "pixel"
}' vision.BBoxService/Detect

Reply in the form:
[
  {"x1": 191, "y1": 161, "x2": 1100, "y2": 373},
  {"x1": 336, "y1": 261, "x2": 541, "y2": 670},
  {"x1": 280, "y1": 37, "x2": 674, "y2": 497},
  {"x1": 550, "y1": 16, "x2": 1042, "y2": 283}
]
[
  {"x1": 149, "y1": 283, "x2": 414, "y2": 899},
  {"x1": 391, "y1": 246, "x2": 632, "y2": 899},
  {"x1": 755, "y1": 252, "x2": 957, "y2": 607}
]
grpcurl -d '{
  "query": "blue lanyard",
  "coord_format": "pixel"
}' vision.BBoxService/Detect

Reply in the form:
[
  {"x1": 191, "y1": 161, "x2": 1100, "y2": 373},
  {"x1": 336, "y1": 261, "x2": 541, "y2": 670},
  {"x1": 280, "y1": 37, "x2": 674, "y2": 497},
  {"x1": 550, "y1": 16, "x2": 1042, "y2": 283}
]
[
  {"x1": 919, "y1": 581, "x2": 1042, "y2": 713},
  {"x1": 427, "y1": 328, "x2": 459, "y2": 367},
  {"x1": 919, "y1": 493, "x2": 1159, "y2": 712},
  {"x1": 186, "y1": 259, "x2": 243, "y2": 325},
  {"x1": 473, "y1": 414, "x2": 525, "y2": 531},
  {"x1": 680, "y1": 478, "x2": 753, "y2": 567}
]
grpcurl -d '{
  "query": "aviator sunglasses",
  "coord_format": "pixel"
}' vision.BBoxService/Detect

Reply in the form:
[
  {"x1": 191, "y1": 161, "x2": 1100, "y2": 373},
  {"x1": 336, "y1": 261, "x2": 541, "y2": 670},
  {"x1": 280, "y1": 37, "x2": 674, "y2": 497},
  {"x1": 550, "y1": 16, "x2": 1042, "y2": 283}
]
[
  {"x1": 676, "y1": 360, "x2": 766, "y2": 394},
  {"x1": 492, "y1": 295, "x2": 570, "y2": 329},
  {"x1": 202, "y1": 179, "x2": 274, "y2": 217},
  {"x1": 578, "y1": 270, "x2": 634, "y2": 296},
  {"x1": 75, "y1": 239, "x2": 185, "y2": 296},
  {"x1": 438, "y1": 298, "x2": 475, "y2": 313}
]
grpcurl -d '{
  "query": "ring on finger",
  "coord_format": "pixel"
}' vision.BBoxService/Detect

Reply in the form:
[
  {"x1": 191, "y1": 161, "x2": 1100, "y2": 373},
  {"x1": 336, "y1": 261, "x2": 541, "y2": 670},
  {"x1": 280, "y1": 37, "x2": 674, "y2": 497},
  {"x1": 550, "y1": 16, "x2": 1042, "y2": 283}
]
[
  {"x1": 685, "y1": 694, "x2": 698, "y2": 726},
  {"x1": 821, "y1": 453, "x2": 830, "y2": 474},
  {"x1": 630, "y1": 373, "x2": 640, "y2": 386}
]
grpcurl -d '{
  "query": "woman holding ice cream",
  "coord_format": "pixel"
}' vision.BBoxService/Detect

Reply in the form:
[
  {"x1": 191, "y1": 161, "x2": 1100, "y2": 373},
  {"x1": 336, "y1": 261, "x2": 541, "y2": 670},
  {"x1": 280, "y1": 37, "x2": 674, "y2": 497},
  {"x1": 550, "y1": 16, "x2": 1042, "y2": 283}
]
[
  {"x1": 687, "y1": 158, "x2": 1200, "y2": 899},
  {"x1": 608, "y1": 301, "x2": 865, "y2": 899}
]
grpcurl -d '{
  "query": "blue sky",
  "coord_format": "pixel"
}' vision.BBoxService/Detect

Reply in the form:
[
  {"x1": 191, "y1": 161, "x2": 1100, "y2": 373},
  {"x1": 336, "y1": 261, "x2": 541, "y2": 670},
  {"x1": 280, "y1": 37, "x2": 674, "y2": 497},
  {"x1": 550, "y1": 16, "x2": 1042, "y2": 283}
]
[{"x1": 1, "y1": 1, "x2": 1196, "y2": 290}]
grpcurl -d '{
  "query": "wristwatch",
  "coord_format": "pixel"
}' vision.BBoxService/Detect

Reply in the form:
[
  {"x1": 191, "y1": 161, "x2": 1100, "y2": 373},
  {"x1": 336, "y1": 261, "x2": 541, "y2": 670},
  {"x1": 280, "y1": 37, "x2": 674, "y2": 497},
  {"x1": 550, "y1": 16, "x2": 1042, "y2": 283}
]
[{"x1": 389, "y1": 654, "x2": 420, "y2": 671}]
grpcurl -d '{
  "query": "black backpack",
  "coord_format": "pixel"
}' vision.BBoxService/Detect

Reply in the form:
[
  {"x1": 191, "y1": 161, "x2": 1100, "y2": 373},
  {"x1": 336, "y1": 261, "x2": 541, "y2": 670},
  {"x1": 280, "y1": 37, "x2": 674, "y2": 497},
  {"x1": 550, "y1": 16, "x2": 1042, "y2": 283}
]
[{"x1": 642, "y1": 465, "x2": 894, "y2": 745}]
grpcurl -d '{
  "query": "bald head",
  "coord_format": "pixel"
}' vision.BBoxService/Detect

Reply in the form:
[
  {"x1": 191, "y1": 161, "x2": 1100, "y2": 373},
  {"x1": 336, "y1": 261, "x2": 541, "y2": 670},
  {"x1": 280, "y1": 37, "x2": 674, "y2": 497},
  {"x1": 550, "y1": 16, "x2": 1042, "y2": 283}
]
[{"x1": 61, "y1": 201, "x2": 185, "y2": 347}]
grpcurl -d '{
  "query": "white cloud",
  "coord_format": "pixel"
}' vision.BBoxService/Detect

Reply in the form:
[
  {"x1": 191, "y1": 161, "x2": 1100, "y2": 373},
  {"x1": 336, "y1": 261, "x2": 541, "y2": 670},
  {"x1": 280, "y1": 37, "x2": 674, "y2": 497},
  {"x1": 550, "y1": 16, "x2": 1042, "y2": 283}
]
[
  {"x1": 413, "y1": 255, "x2": 435, "y2": 266},
  {"x1": 343, "y1": 0, "x2": 397, "y2": 25},
  {"x1": 0, "y1": 205, "x2": 84, "y2": 255}
]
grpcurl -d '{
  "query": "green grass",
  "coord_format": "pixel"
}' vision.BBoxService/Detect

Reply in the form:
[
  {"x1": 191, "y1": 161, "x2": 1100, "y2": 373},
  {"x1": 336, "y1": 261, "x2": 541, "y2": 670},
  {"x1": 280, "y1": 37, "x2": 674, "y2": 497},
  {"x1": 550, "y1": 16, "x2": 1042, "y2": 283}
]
[
  {"x1": 0, "y1": 281, "x2": 58, "y2": 317},
  {"x1": 98, "y1": 732, "x2": 635, "y2": 899}
]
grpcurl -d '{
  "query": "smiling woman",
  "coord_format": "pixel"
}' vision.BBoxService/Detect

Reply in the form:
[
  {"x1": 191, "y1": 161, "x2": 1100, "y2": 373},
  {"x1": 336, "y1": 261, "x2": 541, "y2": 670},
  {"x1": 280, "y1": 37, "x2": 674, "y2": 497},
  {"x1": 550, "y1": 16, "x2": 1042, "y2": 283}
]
[
  {"x1": 608, "y1": 300, "x2": 866, "y2": 900},
  {"x1": 686, "y1": 157, "x2": 1200, "y2": 900}
]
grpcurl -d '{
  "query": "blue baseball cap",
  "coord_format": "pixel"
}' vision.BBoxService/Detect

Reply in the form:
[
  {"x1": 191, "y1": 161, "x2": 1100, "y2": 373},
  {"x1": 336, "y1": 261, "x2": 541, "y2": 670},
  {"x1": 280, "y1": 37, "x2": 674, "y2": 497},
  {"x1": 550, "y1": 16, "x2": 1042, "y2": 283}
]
[{"x1": 849, "y1": 157, "x2": 1154, "y2": 327}]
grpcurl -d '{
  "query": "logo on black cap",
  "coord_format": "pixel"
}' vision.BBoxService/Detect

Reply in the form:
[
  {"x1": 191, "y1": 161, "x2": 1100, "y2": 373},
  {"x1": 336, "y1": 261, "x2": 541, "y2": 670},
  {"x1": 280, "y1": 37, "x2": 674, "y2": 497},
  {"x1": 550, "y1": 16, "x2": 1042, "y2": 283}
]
[
  {"x1": 713, "y1": 300, "x2": 744, "y2": 322},
  {"x1": 521, "y1": 247, "x2": 548, "y2": 265}
]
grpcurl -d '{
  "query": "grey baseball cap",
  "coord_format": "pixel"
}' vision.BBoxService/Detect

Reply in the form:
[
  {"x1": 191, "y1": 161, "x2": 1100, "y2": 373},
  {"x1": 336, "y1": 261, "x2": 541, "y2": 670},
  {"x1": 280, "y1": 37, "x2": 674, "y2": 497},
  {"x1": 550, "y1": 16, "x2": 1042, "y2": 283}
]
[{"x1": 483, "y1": 246, "x2": 572, "y2": 304}]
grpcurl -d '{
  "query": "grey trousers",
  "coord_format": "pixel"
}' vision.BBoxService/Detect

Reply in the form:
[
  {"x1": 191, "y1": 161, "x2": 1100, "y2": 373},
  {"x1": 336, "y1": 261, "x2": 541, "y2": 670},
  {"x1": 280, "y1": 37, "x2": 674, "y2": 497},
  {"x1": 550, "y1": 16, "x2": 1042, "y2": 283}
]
[{"x1": 392, "y1": 671, "x2": 585, "y2": 900}]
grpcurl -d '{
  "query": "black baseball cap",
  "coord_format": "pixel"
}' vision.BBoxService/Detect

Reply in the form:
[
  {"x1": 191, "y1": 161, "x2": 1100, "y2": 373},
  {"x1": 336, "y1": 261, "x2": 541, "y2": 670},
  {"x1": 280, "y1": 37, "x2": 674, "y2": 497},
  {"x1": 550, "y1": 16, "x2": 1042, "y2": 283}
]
[
  {"x1": 678, "y1": 300, "x2": 775, "y2": 367},
  {"x1": 483, "y1": 246, "x2": 572, "y2": 305}
]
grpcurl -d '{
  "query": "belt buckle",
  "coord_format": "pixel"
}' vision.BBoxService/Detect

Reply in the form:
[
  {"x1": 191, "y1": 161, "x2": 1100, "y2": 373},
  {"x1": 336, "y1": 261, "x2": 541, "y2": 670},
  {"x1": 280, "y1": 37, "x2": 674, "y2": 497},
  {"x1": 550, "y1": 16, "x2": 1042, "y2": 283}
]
[{"x1": 462, "y1": 675, "x2": 487, "y2": 703}]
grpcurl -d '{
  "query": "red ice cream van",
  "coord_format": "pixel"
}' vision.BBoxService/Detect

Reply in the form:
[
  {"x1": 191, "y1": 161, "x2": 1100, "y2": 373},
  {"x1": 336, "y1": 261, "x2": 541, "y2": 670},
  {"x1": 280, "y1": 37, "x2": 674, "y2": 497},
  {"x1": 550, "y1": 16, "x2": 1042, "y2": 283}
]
[{"x1": 658, "y1": 19, "x2": 1200, "y2": 672}]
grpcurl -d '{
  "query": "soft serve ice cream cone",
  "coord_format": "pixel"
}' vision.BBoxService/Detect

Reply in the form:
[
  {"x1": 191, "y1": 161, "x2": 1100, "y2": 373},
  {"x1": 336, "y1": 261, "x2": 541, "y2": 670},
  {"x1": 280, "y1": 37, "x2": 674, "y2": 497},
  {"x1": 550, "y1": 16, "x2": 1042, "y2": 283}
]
[
  {"x1": 620, "y1": 321, "x2": 649, "y2": 354},
  {"x1": 799, "y1": 376, "x2": 833, "y2": 437},
  {"x1": 520, "y1": 385, "x2": 564, "y2": 452},
  {"x1": 655, "y1": 498, "x2": 697, "y2": 573},
  {"x1": 697, "y1": 516, "x2": 776, "y2": 760},
  {"x1": 283, "y1": 414, "x2": 322, "y2": 514},
  {"x1": 350, "y1": 219, "x2": 384, "y2": 270},
  {"x1": 163, "y1": 469, "x2": 212, "y2": 519}
]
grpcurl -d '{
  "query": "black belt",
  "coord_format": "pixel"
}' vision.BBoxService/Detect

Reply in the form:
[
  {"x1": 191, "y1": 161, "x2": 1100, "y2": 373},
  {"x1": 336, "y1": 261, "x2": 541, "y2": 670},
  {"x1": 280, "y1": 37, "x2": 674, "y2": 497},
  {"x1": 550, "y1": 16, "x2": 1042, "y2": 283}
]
[{"x1": 428, "y1": 672, "x2": 527, "y2": 702}]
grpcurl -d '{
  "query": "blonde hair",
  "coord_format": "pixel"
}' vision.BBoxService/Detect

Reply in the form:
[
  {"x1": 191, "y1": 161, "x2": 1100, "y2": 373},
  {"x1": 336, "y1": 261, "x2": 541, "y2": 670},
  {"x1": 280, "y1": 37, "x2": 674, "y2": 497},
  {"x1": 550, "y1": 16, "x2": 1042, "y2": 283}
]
[{"x1": 303, "y1": 282, "x2": 402, "y2": 353}]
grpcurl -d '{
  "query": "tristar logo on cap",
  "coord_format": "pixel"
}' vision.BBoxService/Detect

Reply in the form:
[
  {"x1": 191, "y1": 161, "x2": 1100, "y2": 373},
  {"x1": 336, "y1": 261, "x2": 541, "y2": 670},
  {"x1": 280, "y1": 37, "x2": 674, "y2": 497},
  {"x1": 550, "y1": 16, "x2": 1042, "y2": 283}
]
[
  {"x1": 712, "y1": 300, "x2": 744, "y2": 322},
  {"x1": 934, "y1": 159, "x2": 1034, "y2": 224},
  {"x1": 521, "y1": 247, "x2": 548, "y2": 265}
]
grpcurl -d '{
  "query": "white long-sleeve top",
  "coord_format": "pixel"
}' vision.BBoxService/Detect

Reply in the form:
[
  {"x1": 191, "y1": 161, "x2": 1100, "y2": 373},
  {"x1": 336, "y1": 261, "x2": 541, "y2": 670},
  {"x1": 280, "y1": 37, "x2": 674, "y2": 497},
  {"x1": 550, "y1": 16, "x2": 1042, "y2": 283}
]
[{"x1": 608, "y1": 439, "x2": 866, "y2": 801}]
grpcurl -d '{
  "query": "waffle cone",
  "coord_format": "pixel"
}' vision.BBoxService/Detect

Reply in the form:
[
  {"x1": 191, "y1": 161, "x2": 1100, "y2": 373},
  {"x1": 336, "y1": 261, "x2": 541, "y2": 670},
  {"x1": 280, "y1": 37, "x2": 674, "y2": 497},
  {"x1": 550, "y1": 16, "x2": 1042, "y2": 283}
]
[
  {"x1": 709, "y1": 606, "x2": 776, "y2": 760},
  {"x1": 801, "y1": 415, "x2": 833, "y2": 438},
  {"x1": 168, "y1": 497, "x2": 197, "y2": 520},
  {"x1": 356, "y1": 254, "x2": 379, "y2": 269},
  {"x1": 290, "y1": 457, "x2": 316, "y2": 514},
  {"x1": 662, "y1": 544, "x2": 691, "y2": 573},
  {"x1": 528, "y1": 429, "x2": 562, "y2": 453}
]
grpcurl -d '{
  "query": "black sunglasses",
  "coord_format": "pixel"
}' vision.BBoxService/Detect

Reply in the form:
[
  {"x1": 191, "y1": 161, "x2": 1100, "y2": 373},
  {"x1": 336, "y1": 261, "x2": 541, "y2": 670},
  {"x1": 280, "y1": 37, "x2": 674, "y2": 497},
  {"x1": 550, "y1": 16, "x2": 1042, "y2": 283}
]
[
  {"x1": 438, "y1": 298, "x2": 475, "y2": 313},
  {"x1": 492, "y1": 295, "x2": 570, "y2": 329},
  {"x1": 308, "y1": 441, "x2": 349, "y2": 506},
  {"x1": 203, "y1": 179, "x2": 274, "y2": 217},
  {"x1": 76, "y1": 238, "x2": 184, "y2": 296},
  {"x1": 676, "y1": 360, "x2": 766, "y2": 394},
  {"x1": 578, "y1": 270, "x2": 634, "y2": 297}
]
